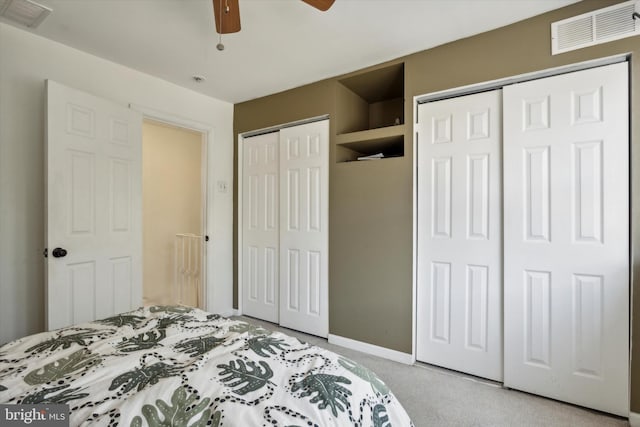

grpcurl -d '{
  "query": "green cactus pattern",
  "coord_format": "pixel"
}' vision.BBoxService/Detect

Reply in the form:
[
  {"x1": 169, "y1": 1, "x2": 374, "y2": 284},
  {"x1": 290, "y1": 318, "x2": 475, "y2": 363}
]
[
  {"x1": 95, "y1": 314, "x2": 147, "y2": 328},
  {"x1": 247, "y1": 336, "x2": 290, "y2": 357},
  {"x1": 175, "y1": 335, "x2": 224, "y2": 357},
  {"x1": 129, "y1": 386, "x2": 217, "y2": 427},
  {"x1": 373, "y1": 404, "x2": 391, "y2": 427},
  {"x1": 116, "y1": 330, "x2": 167, "y2": 352},
  {"x1": 109, "y1": 362, "x2": 183, "y2": 393},
  {"x1": 228, "y1": 323, "x2": 271, "y2": 336},
  {"x1": 217, "y1": 359, "x2": 273, "y2": 395},
  {"x1": 156, "y1": 314, "x2": 190, "y2": 330},
  {"x1": 22, "y1": 384, "x2": 89, "y2": 404},
  {"x1": 291, "y1": 373, "x2": 352, "y2": 417},
  {"x1": 24, "y1": 349, "x2": 101, "y2": 385},
  {"x1": 26, "y1": 330, "x2": 104, "y2": 353},
  {"x1": 338, "y1": 357, "x2": 390, "y2": 395}
]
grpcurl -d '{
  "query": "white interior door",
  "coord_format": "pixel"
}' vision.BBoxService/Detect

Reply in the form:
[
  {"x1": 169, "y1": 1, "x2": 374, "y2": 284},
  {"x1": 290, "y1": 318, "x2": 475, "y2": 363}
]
[
  {"x1": 241, "y1": 132, "x2": 280, "y2": 323},
  {"x1": 503, "y1": 63, "x2": 629, "y2": 416},
  {"x1": 46, "y1": 80, "x2": 142, "y2": 330},
  {"x1": 279, "y1": 120, "x2": 329, "y2": 337},
  {"x1": 416, "y1": 90, "x2": 503, "y2": 381}
]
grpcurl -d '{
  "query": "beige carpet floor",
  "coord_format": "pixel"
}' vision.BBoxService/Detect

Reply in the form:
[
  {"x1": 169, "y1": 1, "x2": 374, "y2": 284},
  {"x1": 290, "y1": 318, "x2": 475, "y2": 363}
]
[{"x1": 236, "y1": 315, "x2": 629, "y2": 427}]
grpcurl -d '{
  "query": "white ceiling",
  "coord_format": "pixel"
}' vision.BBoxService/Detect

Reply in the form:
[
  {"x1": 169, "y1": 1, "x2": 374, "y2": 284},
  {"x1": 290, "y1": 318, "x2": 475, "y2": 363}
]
[{"x1": 3, "y1": 0, "x2": 580, "y2": 104}]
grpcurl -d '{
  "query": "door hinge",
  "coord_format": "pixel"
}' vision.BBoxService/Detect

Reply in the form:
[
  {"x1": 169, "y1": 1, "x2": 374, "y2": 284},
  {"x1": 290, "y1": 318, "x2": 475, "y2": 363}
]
[
  {"x1": 43, "y1": 248, "x2": 48, "y2": 258},
  {"x1": 205, "y1": 235, "x2": 210, "y2": 242}
]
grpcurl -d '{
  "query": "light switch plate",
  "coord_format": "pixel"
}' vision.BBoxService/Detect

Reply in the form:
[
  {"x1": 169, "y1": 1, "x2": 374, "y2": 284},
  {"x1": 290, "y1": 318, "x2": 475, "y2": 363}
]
[{"x1": 217, "y1": 180, "x2": 228, "y2": 193}]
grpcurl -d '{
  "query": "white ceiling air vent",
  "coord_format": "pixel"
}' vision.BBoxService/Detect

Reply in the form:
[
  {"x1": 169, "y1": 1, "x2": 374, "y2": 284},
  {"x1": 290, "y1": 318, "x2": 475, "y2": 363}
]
[
  {"x1": 0, "y1": 0, "x2": 51, "y2": 28},
  {"x1": 551, "y1": 0, "x2": 639, "y2": 55}
]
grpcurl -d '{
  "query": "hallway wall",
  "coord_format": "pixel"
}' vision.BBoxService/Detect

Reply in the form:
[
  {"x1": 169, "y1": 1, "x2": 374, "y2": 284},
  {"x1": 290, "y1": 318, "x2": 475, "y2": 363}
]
[{"x1": 143, "y1": 120, "x2": 203, "y2": 306}]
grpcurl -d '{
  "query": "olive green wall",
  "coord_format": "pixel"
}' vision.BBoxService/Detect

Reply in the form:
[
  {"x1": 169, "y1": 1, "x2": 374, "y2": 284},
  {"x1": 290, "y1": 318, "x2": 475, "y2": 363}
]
[
  {"x1": 235, "y1": 0, "x2": 640, "y2": 411},
  {"x1": 233, "y1": 78, "x2": 336, "y2": 302}
]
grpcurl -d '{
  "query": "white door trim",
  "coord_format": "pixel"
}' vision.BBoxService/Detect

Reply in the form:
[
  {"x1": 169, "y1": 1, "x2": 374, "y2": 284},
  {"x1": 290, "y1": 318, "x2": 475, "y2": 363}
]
[
  {"x1": 129, "y1": 104, "x2": 215, "y2": 313},
  {"x1": 412, "y1": 54, "x2": 630, "y2": 365},
  {"x1": 415, "y1": 54, "x2": 628, "y2": 104},
  {"x1": 241, "y1": 114, "x2": 330, "y2": 139},
  {"x1": 411, "y1": 107, "x2": 419, "y2": 366},
  {"x1": 237, "y1": 133, "x2": 243, "y2": 316}
]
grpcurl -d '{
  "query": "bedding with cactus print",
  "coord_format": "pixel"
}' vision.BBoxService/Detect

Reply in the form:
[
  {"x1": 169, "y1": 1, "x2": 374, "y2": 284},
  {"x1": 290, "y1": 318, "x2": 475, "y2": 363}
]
[{"x1": 0, "y1": 306, "x2": 413, "y2": 426}]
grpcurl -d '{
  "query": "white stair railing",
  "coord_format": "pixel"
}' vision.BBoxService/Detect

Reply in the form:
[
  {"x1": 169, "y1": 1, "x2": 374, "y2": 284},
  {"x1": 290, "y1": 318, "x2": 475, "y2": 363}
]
[{"x1": 174, "y1": 233, "x2": 202, "y2": 308}]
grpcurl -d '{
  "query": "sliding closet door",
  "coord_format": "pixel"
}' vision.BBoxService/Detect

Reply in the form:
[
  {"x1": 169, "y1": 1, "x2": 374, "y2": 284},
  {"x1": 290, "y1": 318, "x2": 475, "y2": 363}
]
[
  {"x1": 416, "y1": 90, "x2": 503, "y2": 381},
  {"x1": 503, "y1": 63, "x2": 629, "y2": 416},
  {"x1": 242, "y1": 132, "x2": 280, "y2": 323},
  {"x1": 279, "y1": 120, "x2": 329, "y2": 338}
]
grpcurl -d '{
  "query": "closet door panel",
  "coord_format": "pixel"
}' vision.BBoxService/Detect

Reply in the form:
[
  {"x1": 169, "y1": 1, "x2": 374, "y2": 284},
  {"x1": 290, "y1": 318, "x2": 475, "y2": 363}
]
[
  {"x1": 503, "y1": 62, "x2": 629, "y2": 416},
  {"x1": 241, "y1": 132, "x2": 280, "y2": 323},
  {"x1": 416, "y1": 90, "x2": 503, "y2": 381},
  {"x1": 279, "y1": 120, "x2": 329, "y2": 337}
]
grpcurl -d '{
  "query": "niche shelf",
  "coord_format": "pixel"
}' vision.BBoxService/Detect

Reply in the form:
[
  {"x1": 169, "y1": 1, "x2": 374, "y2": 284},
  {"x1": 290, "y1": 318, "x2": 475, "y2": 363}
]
[
  {"x1": 336, "y1": 125, "x2": 404, "y2": 163},
  {"x1": 335, "y1": 62, "x2": 405, "y2": 163}
]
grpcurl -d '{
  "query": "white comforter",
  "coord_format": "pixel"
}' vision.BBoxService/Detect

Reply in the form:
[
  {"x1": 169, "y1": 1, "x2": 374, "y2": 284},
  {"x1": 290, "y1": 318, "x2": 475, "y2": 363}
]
[{"x1": 0, "y1": 306, "x2": 413, "y2": 426}]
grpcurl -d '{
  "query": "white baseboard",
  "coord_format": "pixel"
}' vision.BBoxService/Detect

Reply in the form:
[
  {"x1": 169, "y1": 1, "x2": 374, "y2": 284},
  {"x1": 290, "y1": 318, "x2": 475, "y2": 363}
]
[
  {"x1": 629, "y1": 412, "x2": 640, "y2": 426},
  {"x1": 328, "y1": 334, "x2": 414, "y2": 365},
  {"x1": 218, "y1": 308, "x2": 240, "y2": 317}
]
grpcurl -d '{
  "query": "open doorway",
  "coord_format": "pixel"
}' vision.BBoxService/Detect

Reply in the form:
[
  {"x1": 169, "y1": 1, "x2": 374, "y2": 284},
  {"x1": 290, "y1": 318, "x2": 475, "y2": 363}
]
[{"x1": 142, "y1": 119, "x2": 206, "y2": 309}]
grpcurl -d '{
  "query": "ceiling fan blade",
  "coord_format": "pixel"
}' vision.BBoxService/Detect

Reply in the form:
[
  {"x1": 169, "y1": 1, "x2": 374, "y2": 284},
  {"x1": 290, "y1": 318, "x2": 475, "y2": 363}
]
[
  {"x1": 302, "y1": 0, "x2": 335, "y2": 12},
  {"x1": 213, "y1": 0, "x2": 241, "y2": 34}
]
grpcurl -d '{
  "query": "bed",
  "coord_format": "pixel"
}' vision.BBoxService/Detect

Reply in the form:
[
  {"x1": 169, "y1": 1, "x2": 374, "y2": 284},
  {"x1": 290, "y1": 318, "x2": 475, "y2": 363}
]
[{"x1": 0, "y1": 306, "x2": 414, "y2": 426}]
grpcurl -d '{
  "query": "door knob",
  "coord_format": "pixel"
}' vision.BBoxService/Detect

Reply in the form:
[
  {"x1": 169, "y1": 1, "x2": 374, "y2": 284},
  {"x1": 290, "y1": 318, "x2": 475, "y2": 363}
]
[{"x1": 52, "y1": 247, "x2": 68, "y2": 258}]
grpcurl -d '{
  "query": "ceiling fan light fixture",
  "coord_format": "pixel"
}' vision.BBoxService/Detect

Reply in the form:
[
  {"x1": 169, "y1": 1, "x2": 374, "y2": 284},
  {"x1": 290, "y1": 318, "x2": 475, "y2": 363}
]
[
  {"x1": 213, "y1": 0, "x2": 240, "y2": 34},
  {"x1": 211, "y1": 0, "x2": 334, "y2": 49},
  {"x1": 301, "y1": 0, "x2": 336, "y2": 12}
]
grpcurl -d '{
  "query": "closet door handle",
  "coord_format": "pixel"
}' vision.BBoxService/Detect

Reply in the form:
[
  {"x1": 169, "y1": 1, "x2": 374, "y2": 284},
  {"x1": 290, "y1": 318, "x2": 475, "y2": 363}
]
[{"x1": 52, "y1": 247, "x2": 68, "y2": 258}]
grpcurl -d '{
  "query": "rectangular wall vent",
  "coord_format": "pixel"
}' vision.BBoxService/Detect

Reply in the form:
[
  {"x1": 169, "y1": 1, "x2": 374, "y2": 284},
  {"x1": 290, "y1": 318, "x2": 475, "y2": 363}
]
[
  {"x1": 0, "y1": 0, "x2": 51, "y2": 29},
  {"x1": 552, "y1": 0, "x2": 639, "y2": 55}
]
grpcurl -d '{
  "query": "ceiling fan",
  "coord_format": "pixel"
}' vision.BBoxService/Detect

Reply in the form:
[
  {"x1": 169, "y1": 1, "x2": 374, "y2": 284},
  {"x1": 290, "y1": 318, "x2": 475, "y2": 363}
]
[{"x1": 213, "y1": 0, "x2": 335, "y2": 34}]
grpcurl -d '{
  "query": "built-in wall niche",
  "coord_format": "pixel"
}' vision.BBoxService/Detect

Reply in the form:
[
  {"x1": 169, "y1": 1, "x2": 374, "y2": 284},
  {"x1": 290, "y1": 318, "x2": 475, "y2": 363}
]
[
  {"x1": 335, "y1": 62, "x2": 405, "y2": 163},
  {"x1": 337, "y1": 63, "x2": 404, "y2": 134}
]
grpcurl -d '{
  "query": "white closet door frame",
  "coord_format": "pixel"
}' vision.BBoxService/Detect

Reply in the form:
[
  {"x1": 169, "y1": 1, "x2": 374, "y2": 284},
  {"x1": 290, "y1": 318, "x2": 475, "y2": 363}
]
[{"x1": 237, "y1": 115, "x2": 329, "y2": 317}]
